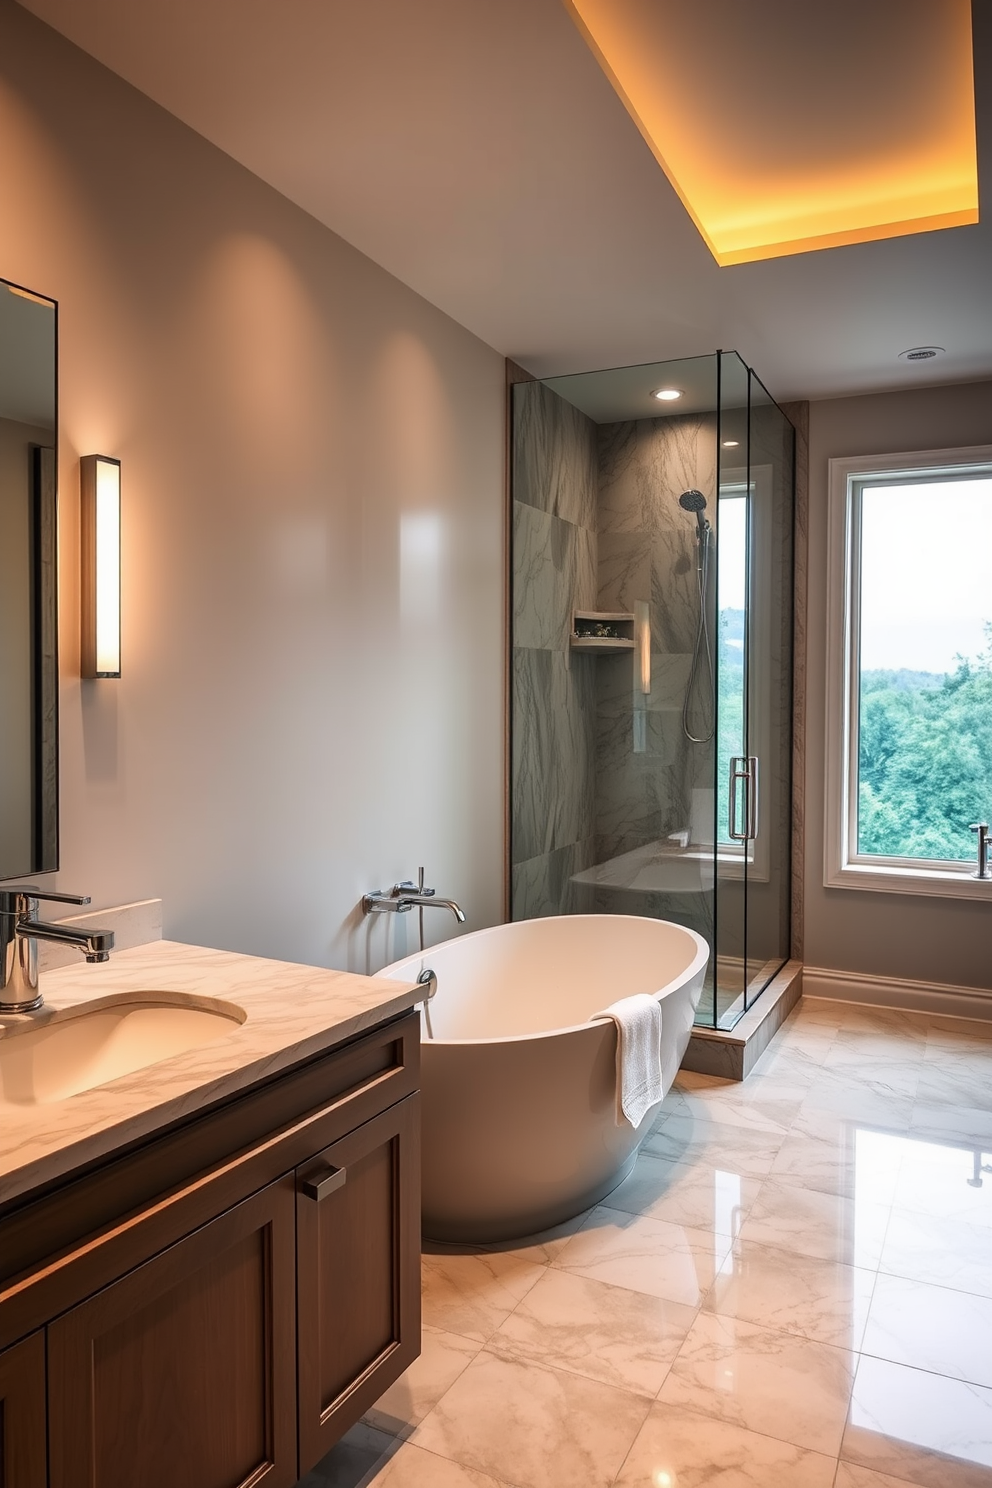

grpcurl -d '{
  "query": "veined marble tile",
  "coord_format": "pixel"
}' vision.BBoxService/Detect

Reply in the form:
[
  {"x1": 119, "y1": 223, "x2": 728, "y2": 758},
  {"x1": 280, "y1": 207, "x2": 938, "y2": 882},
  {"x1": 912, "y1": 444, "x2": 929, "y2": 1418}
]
[
  {"x1": 925, "y1": 1015, "x2": 992, "y2": 1046},
  {"x1": 359, "y1": 1440, "x2": 509, "y2": 1488},
  {"x1": 879, "y1": 1207, "x2": 992, "y2": 1299},
  {"x1": 834, "y1": 1464, "x2": 927, "y2": 1488},
  {"x1": 739, "y1": 1177, "x2": 890, "y2": 1268},
  {"x1": 511, "y1": 646, "x2": 595, "y2": 863},
  {"x1": 552, "y1": 1203, "x2": 730, "y2": 1307},
  {"x1": 363, "y1": 1327, "x2": 481, "y2": 1438},
  {"x1": 605, "y1": 1152, "x2": 763, "y2": 1234},
  {"x1": 843, "y1": 1354, "x2": 992, "y2": 1488},
  {"x1": 411, "y1": 1351, "x2": 651, "y2": 1488},
  {"x1": 909, "y1": 1103, "x2": 992, "y2": 1151},
  {"x1": 861, "y1": 1273, "x2": 992, "y2": 1388},
  {"x1": 659, "y1": 1310, "x2": 856, "y2": 1456},
  {"x1": 642, "y1": 1114, "x2": 785, "y2": 1177},
  {"x1": 794, "y1": 1069, "x2": 916, "y2": 1130},
  {"x1": 835, "y1": 1464, "x2": 930, "y2": 1488},
  {"x1": 616, "y1": 1401, "x2": 838, "y2": 1488},
  {"x1": 915, "y1": 1062, "x2": 992, "y2": 1115},
  {"x1": 705, "y1": 1237, "x2": 876, "y2": 1350},
  {"x1": 512, "y1": 380, "x2": 598, "y2": 529},
  {"x1": 832, "y1": 1008, "x2": 929, "y2": 1043},
  {"x1": 488, "y1": 1267, "x2": 695, "y2": 1397},
  {"x1": 512, "y1": 502, "x2": 596, "y2": 652},
  {"x1": 419, "y1": 1250, "x2": 545, "y2": 1343},
  {"x1": 768, "y1": 1130, "x2": 861, "y2": 1200},
  {"x1": 891, "y1": 1138, "x2": 992, "y2": 1227}
]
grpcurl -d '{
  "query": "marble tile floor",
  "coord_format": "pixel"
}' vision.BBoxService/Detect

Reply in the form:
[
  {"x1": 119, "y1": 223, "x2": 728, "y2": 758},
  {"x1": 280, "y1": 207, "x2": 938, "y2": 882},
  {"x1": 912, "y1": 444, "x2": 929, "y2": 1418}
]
[{"x1": 303, "y1": 998, "x2": 992, "y2": 1488}]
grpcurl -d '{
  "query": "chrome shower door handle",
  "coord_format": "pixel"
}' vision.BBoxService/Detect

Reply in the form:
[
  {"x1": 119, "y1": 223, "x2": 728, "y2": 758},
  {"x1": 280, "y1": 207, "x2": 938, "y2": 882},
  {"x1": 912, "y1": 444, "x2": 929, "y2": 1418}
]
[{"x1": 729, "y1": 756, "x2": 759, "y2": 842}]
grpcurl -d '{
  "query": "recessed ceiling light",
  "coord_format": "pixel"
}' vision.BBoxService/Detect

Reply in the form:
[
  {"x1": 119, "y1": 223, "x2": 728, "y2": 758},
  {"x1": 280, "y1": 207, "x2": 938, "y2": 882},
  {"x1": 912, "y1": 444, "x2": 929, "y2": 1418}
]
[
  {"x1": 898, "y1": 346, "x2": 945, "y2": 363},
  {"x1": 722, "y1": 439, "x2": 740, "y2": 448},
  {"x1": 651, "y1": 387, "x2": 683, "y2": 402}
]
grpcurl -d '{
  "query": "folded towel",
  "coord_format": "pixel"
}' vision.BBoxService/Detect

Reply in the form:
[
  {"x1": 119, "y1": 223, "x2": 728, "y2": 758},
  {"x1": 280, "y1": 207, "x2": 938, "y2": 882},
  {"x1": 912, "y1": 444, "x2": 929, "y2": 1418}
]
[{"x1": 593, "y1": 993, "x2": 664, "y2": 1128}]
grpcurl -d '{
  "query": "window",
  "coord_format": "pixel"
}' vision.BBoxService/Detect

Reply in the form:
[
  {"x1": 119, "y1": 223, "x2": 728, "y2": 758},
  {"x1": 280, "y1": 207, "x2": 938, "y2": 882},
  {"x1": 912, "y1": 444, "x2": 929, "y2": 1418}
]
[{"x1": 825, "y1": 446, "x2": 992, "y2": 898}]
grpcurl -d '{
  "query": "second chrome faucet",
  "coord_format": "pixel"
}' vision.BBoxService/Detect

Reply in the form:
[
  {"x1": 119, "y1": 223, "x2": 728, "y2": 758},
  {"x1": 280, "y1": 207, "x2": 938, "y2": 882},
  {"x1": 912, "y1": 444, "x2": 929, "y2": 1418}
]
[{"x1": 362, "y1": 867, "x2": 465, "y2": 925}]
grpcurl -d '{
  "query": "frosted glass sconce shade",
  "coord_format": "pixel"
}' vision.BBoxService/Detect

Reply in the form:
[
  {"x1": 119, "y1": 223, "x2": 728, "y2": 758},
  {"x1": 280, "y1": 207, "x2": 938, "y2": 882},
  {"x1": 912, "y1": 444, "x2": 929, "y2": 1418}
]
[{"x1": 80, "y1": 455, "x2": 121, "y2": 679}]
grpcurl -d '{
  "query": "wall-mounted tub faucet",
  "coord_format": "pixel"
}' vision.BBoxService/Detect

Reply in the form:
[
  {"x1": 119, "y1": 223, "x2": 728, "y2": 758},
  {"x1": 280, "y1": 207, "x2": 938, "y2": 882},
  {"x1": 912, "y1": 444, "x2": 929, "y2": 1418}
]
[
  {"x1": 363, "y1": 867, "x2": 465, "y2": 954},
  {"x1": 0, "y1": 887, "x2": 116, "y2": 1014},
  {"x1": 971, "y1": 822, "x2": 991, "y2": 880}
]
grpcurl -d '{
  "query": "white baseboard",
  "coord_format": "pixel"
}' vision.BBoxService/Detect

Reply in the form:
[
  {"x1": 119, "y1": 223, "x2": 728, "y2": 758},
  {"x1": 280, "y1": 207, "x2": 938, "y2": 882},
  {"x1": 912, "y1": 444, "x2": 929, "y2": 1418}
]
[{"x1": 803, "y1": 965, "x2": 992, "y2": 1024}]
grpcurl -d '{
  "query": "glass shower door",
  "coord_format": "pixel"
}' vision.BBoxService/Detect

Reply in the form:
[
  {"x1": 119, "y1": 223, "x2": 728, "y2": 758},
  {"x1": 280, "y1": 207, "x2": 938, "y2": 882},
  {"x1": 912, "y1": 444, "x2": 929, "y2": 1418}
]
[{"x1": 714, "y1": 352, "x2": 750, "y2": 1025}]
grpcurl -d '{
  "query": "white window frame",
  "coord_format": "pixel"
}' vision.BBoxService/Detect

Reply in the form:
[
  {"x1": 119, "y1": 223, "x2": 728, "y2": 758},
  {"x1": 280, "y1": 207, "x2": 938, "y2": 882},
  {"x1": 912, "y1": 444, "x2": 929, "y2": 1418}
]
[{"x1": 825, "y1": 444, "x2": 992, "y2": 900}]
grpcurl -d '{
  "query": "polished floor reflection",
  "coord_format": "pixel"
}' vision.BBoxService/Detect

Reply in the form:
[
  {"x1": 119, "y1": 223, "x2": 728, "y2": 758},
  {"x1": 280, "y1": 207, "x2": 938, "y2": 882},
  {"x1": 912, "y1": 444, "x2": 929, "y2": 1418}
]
[{"x1": 304, "y1": 999, "x2": 992, "y2": 1488}]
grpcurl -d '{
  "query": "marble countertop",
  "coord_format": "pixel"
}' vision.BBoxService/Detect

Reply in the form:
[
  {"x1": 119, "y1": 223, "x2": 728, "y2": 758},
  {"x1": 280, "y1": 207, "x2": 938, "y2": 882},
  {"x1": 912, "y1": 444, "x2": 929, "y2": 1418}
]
[{"x1": 0, "y1": 939, "x2": 421, "y2": 1208}]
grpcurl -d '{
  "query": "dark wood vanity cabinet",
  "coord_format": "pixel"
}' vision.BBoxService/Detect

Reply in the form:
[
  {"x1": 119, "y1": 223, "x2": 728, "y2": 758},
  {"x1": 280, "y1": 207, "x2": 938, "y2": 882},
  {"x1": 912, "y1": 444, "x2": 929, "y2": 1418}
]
[
  {"x1": 48, "y1": 1180, "x2": 299, "y2": 1488},
  {"x1": 0, "y1": 1010, "x2": 421, "y2": 1488},
  {"x1": 0, "y1": 1332, "x2": 47, "y2": 1488},
  {"x1": 296, "y1": 1095, "x2": 421, "y2": 1476}
]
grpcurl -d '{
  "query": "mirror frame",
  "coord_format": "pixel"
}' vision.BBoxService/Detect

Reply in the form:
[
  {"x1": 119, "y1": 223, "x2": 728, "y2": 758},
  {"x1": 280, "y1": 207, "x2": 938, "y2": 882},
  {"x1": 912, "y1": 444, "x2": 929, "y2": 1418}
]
[{"x1": 0, "y1": 275, "x2": 59, "y2": 880}]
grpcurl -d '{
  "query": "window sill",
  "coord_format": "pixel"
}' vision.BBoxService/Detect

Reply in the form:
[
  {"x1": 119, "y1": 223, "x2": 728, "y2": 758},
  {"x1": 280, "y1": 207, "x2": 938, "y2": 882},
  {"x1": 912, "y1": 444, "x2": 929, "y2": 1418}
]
[{"x1": 825, "y1": 860, "x2": 992, "y2": 902}]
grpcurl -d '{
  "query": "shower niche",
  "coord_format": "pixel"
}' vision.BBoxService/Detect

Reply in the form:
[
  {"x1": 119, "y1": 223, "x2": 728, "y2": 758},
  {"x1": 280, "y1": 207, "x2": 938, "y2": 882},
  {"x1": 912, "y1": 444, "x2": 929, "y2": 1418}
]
[{"x1": 509, "y1": 351, "x2": 795, "y2": 1030}]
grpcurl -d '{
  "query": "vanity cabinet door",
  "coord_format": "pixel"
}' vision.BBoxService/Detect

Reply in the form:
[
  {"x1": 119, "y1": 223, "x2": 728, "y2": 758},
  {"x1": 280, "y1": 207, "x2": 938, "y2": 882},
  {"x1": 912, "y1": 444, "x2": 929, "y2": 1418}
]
[
  {"x1": 296, "y1": 1093, "x2": 421, "y2": 1476},
  {"x1": 0, "y1": 1331, "x2": 46, "y2": 1488},
  {"x1": 48, "y1": 1177, "x2": 298, "y2": 1488}
]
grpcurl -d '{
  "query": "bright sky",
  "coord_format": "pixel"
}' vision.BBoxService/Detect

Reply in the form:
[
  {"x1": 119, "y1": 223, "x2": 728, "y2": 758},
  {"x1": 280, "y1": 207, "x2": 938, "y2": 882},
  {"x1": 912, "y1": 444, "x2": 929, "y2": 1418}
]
[{"x1": 860, "y1": 478, "x2": 992, "y2": 674}]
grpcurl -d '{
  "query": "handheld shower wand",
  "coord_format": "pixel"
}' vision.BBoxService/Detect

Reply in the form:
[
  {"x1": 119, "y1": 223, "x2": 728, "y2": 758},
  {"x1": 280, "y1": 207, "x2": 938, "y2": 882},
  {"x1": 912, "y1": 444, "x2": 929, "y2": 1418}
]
[{"x1": 678, "y1": 488, "x2": 710, "y2": 541}]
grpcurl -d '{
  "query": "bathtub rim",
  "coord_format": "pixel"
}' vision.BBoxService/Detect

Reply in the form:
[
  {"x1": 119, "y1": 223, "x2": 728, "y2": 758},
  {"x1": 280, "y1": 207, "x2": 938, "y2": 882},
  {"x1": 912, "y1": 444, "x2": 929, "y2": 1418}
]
[{"x1": 379, "y1": 913, "x2": 710, "y2": 1047}]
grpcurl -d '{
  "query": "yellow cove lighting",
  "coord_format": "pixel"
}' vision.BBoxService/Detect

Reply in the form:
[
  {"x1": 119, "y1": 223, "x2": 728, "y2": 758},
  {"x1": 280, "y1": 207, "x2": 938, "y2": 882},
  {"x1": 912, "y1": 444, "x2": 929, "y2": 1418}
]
[
  {"x1": 561, "y1": 0, "x2": 979, "y2": 266},
  {"x1": 80, "y1": 455, "x2": 121, "y2": 679}
]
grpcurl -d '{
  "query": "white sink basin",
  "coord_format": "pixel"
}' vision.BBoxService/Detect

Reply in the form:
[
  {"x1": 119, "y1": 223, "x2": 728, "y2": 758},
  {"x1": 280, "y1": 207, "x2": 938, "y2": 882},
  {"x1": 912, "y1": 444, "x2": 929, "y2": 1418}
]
[{"x1": 0, "y1": 994, "x2": 246, "y2": 1106}]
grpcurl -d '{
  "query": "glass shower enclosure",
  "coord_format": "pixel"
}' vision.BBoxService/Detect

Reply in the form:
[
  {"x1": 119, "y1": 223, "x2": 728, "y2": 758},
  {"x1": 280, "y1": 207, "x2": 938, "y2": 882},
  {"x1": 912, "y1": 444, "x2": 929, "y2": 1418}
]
[{"x1": 509, "y1": 351, "x2": 795, "y2": 1029}]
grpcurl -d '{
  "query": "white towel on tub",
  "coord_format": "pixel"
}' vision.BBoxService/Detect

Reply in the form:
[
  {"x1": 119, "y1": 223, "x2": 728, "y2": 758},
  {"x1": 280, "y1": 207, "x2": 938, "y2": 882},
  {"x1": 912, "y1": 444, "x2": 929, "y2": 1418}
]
[{"x1": 592, "y1": 993, "x2": 663, "y2": 1128}]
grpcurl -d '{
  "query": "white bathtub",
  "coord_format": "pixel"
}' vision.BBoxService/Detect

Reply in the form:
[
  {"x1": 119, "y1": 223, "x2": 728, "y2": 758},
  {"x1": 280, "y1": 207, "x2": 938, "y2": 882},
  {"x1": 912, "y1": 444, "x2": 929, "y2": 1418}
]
[{"x1": 381, "y1": 914, "x2": 708, "y2": 1243}]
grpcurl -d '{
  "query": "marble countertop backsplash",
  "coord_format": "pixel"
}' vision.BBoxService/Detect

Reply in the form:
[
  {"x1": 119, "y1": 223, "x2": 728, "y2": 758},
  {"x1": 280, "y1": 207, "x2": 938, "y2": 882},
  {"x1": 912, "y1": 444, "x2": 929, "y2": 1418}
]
[{"x1": 0, "y1": 939, "x2": 421, "y2": 1207}]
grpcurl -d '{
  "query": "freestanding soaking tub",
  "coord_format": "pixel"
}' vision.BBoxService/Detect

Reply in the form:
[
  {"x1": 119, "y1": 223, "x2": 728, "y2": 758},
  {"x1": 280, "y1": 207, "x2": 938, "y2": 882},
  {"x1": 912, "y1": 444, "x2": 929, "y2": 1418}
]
[{"x1": 381, "y1": 914, "x2": 708, "y2": 1242}]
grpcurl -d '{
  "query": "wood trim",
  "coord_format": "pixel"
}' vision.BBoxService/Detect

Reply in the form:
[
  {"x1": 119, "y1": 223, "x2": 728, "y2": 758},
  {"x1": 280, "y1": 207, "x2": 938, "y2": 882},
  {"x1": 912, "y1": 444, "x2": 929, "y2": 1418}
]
[
  {"x1": 0, "y1": 1012, "x2": 419, "y2": 1350},
  {"x1": 296, "y1": 1093, "x2": 421, "y2": 1474},
  {"x1": 0, "y1": 1331, "x2": 46, "y2": 1488},
  {"x1": 504, "y1": 358, "x2": 538, "y2": 923},
  {"x1": 48, "y1": 1178, "x2": 298, "y2": 1488}
]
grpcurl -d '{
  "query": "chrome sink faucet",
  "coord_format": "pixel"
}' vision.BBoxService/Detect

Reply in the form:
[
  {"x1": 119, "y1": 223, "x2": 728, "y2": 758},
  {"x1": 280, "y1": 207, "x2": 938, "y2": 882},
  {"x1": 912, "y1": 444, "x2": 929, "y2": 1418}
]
[
  {"x1": 971, "y1": 822, "x2": 991, "y2": 880},
  {"x1": 0, "y1": 887, "x2": 116, "y2": 1014}
]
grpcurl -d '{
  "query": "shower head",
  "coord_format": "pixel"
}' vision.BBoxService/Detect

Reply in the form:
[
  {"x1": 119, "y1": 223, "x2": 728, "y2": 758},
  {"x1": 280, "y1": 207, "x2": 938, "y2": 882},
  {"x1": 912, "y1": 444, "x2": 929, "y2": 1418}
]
[{"x1": 678, "y1": 489, "x2": 709, "y2": 536}]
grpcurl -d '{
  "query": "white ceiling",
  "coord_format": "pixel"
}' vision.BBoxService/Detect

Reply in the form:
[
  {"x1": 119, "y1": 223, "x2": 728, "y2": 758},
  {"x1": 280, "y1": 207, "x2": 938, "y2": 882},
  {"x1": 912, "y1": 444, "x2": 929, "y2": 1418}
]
[{"x1": 17, "y1": 0, "x2": 992, "y2": 403}]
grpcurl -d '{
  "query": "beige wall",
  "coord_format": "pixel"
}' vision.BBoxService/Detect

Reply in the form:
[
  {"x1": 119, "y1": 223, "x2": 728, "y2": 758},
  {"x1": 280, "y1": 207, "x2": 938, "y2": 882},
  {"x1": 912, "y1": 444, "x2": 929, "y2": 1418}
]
[
  {"x1": 805, "y1": 379, "x2": 992, "y2": 990},
  {"x1": 0, "y1": 2, "x2": 505, "y2": 971}
]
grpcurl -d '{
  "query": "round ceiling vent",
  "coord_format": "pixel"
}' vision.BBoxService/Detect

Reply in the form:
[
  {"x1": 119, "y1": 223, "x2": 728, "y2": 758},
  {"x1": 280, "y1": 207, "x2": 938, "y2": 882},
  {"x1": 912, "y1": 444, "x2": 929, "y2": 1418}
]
[{"x1": 898, "y1": 346, "x2": 945, "y2": 363}]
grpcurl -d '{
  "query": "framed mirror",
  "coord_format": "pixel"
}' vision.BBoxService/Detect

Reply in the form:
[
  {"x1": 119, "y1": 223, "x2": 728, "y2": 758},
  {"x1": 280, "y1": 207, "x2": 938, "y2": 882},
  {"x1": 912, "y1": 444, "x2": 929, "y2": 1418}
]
[{"x1": 0, "y1": 275, "x2": 58, "y2": 880}]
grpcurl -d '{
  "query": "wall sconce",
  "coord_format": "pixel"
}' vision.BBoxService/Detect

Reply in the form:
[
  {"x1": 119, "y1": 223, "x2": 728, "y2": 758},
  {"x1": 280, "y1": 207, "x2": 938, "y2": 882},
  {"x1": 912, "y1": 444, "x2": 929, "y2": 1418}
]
[{"x1": 80, "y1": 455, "x2": 121, "y2": 678}]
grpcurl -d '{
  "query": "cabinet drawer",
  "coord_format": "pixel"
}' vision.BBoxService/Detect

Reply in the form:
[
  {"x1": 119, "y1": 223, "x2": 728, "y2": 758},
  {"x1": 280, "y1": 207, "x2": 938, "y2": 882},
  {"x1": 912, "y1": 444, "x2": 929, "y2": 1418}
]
[
  {"x1": 297, "y1": 1093, "x2": 421, "y2": 1476},
  {"x1": 0, "y1": 1331, "x2": 46, "y2": 1488},
  {"x1": 48, "y1": 1178, "x2": 298, "y2": 1488}
]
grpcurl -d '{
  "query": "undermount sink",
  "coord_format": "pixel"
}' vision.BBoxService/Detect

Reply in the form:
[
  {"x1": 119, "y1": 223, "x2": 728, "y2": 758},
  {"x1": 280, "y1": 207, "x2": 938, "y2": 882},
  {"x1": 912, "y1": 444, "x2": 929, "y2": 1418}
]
[{"x1": 0, "y1": 994, "x2": 246, "y2": 1106}]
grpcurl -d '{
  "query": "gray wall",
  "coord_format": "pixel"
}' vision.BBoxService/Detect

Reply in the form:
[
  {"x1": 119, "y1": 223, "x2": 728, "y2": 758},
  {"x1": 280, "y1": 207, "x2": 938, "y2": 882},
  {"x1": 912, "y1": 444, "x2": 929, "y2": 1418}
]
[
  {"x1": 0, "y1": 1, "x2": 505, "y2": 971},
  {"x1": 805, "y1": 378, "x2": 992, "y2": 989}
]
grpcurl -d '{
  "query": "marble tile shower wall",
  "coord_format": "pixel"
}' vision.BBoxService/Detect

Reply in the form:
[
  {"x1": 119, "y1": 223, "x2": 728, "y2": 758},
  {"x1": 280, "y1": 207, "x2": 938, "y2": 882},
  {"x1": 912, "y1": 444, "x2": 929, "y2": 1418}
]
[
  {"x1": 512, "y1": 386, "x2": 719, "y2": 932},
  {"x1": 511, "y1": 381, "x2": 599, "y2": 919},
  {"x1": 591, "y1": 415, "x2": 717, "y2": 943}
]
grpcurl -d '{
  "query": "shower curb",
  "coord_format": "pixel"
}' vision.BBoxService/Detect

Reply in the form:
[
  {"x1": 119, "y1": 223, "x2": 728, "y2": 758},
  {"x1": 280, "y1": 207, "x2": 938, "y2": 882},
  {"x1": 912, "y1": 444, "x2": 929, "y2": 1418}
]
[{"x1": 680, "y1": 959, "x2": 803, "y2": 1081}]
